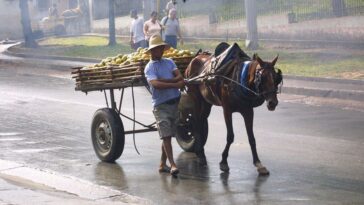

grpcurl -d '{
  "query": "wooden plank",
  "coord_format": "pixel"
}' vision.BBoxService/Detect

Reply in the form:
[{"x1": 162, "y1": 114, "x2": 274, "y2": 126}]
[
  {"x1": 75, "y1": 80, "x2": 146, "y2": 92},
  {"x1": 113, "y1": 75, "x2": 143, "y2": 81},
  {"x1": 112, "y1": 71, "x2": 142, "y2": 78},
  {"x1": 111, "y1": 67, "x2": 141, "y2": 73}
]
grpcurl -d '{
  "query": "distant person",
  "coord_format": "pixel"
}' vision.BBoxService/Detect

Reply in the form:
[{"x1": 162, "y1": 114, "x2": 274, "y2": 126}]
[
  {"x1": 165, "y1": 0, "x2": 177, "y2": 15},
  {"x1": 143, "y1": 11, "x2": 162, "y2": 47},
  {"x1": 129, "y1": 9, "x2": 146, "y2": 50},
  {"x1": 144, "y1": 34, "x2": 185, "y2": 176},
  {"x1": 161, "y1": 9, "x2": 183, "y2": 48},
  {"x1": 48, "y1": 3, "x2": 58, "y2": 18}
]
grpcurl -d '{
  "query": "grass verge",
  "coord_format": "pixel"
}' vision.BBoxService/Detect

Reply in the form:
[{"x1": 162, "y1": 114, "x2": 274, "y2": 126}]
[{"x1": 13, "y1": 36, "x2": 364, "y2": 79}]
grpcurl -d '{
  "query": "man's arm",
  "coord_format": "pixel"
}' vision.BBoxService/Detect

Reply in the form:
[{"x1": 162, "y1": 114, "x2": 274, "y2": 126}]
[
  {"x1": 130, "y1": 31, "x2": 134, "y2": 48},
  {"x1": 177, "y1": 22, "x2": 183, "y2": 45},
  {"x1": 149, "y1": 69, "x2": 184, "y2": 89},
  {"x1": 158, "y1": 69, "x2": 183, "y2": 83},
  {"x1": 143, "y1": 22, "x2": 148, "y2": 36}
]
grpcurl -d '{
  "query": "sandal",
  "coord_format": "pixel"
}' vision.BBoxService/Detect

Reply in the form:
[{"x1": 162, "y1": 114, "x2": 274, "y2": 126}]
[
  {"x1": 159, "y1": 166, "x2": 171, "y2": 173},
  {"x1": 170, "y1": 168, "x2": 179, "y2": 176}
]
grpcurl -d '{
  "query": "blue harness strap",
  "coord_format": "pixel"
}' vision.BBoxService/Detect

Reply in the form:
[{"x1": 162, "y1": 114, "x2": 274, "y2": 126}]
[{"x1": 240, "y1": 61, "x2": 251, "y2": 95}]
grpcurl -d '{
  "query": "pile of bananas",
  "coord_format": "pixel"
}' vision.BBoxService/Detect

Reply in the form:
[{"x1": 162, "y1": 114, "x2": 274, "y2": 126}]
[{"x1": 91, "y1": 47, "x2": 194, "y2": 68}]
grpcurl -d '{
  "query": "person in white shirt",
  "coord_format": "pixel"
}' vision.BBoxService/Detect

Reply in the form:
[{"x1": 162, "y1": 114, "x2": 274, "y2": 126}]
[{"x1": 130, "y1": 9, "x2": 146, "y2": 50}]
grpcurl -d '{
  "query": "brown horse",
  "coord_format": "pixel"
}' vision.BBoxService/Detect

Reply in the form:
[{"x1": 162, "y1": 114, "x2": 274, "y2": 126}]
[{"x1": 179, "y1": 43, "x2": 282, "y2": 175}]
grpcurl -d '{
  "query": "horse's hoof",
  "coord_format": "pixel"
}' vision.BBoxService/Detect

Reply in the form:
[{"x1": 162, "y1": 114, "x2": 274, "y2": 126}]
[
  {"x1": 257, "y1": 167, "x2": 270, "y2": 176},
  {"x1": 219, "y1": 162, "x2": 230, "y2": 172}
]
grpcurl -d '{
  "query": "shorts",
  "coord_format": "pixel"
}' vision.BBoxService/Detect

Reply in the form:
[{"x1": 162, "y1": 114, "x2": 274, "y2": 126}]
[{"x1": 153, "y1": 100, "x2": 179, "y2": 139}]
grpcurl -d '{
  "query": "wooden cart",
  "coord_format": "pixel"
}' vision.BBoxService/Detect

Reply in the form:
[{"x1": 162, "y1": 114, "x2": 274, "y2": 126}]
[{"x1": 72, "y1": 57, "x2": 206, "y2": 162}]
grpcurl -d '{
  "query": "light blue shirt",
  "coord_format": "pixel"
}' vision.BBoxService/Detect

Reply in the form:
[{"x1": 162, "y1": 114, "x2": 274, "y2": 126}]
[{"x1": 144, "y1": 58, "x2": 181, "y2": 107}]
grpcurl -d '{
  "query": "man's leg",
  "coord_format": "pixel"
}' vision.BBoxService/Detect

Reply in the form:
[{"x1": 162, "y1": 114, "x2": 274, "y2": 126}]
[
  {"x1": 162, "y1": 136, "x2": 177, "y2": 170},
  {"x1": 159, "y1": 143, "x2": 168, "y2": 170}
]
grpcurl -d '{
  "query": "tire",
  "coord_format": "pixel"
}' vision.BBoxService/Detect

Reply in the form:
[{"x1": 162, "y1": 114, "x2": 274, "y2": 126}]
[
  {"x1": 91, "y1": 108, "x2": 125, "y2": 162},
  {"x1": 176, "y1": 93, "x2": 209, "y2": 152},
  {"x1": 54, "y1": 24, "x2": 66, "y2": 36}
]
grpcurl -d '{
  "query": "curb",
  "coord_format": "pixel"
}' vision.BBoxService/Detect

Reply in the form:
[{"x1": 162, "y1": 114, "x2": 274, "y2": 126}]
[
  {"x1": 282, "y1": 87, "x2": 364, "y2": 101},
  {"x1": 283, "y1": 74, "x2": 364, "y2": 85},
  {"x1": 5, "y1": 47, "x2": 100, "y2": 64},
  {"x1": 0, "y1": 159, "x2": 147, "y2": 204}
]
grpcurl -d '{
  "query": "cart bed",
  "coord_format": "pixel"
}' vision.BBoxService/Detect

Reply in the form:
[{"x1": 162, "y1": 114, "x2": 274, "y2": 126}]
[{"x1": 72, "y1": 57, "x2": 192, "y2": 92}]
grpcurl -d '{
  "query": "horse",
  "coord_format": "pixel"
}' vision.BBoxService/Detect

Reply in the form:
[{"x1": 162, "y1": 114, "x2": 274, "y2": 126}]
[{"x1": 182, "y1": 43, "x2": 282, "y2": 175}]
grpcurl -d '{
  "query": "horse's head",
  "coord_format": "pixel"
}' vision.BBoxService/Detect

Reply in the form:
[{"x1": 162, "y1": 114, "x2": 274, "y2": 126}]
[{"x1": 251, "y1": 54, "x2": 282, "y2": 111}]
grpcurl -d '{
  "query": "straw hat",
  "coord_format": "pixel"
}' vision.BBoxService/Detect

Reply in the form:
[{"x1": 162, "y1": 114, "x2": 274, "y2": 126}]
[{"x1": 145, "y1": 35, "x2": 170, "y2": 53}]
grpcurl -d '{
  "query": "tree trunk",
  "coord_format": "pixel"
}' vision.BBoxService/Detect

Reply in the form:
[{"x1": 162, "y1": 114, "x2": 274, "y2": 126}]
[
  {"x1": 19, "y1": 0, "x2": 37, "y2": 48},
  {"x1": 108, "y1": 0, "x2": 116, "y2": 46},
  {"x1": 79, "y1": 0, "x2": 91, "y2": 33},
  {"x1": 332, "y1": 0, "x2": 347, "y2": 17},
  {"x1": 244, "y1": 0, "x2": 258, "y2": 50}
]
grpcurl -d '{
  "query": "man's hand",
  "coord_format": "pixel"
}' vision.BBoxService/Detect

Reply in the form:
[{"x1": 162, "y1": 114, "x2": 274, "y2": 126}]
[{"x1": 176, "y1": 79, "x2": 185, "y2": 89}]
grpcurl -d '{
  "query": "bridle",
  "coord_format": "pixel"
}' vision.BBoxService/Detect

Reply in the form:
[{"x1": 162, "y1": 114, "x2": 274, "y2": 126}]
[
  {"x1": 253, "y1": 64, "x2": 283, "y2": 97},
  {"x1": 186, "y1": 56, "x2": 283, "y2": 98}
]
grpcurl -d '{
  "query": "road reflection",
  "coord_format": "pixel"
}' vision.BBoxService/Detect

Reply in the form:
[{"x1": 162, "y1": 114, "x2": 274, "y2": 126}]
[
  {"x1": 176, "y1": 151, "x2": 210, "y2": 181},
  {"x1": 94, "y1": 162, "x2": 128, "y2": 190},
  {"x1": 253, "y1": 175, "x2": 269, "y2": 204},
  {"x1": 220, "y1": 167, "x2": 269, "y2": 204}
]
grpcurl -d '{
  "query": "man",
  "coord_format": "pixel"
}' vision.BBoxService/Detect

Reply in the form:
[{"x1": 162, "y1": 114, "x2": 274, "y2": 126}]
[
  {"x1": 130, "y1": 9, "x2": 146, "y2": 50},
  {"x1": 144, "y1": 34, "x2": 185, "y2": 176},
  {"x1": 49, "y1": 3, "x2": 58, "y2": 18},
  {"x1": 165, "y1": 0, "x2": 177, "y2": 15},
  {"x1": 161, "y1": 8, "x2": 183, "y2": 48}
]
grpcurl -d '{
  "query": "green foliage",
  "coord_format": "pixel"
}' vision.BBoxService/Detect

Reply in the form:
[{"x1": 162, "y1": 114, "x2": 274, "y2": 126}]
[
  {"x1": 16, "y1": 36, "x2": 364, "y2": 79},
  {"x1": 179, "y1": 0, "x2": 364, "y2": 22},
  {"x1": 36, "y1": 36, "x2": 133, "y2": 59}
]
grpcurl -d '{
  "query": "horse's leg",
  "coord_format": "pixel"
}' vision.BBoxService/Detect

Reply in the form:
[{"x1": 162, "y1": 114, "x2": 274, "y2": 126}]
[
  {"x1": 219, "y1": 106, "x2": 234, "y2": 172},
  {"x1": 195, "y1": 101, "x2": 212, "y2": 165},
  {"x1": 241, "y1": 107, "x2": 270, "y2": 175}
]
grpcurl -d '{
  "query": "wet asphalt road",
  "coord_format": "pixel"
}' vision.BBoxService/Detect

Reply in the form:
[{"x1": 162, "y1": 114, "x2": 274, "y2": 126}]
[{"x1": 0, "y1": 63, "x2": 363, "y2": 205}]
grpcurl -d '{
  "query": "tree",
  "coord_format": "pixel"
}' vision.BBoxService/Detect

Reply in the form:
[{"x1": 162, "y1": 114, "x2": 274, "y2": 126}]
[
  {"x1": 244, "y1": 0, "x2": 258, "y2": 50},
  {"x1": 332, "y1": 0, "x2": 347, "y2": 17},
  {"x1": 108, "y1": 0, "x2": 116, "y2": 46},
  {"x1": 19, "y1": 0, "x2": 37, "y2": 48}
]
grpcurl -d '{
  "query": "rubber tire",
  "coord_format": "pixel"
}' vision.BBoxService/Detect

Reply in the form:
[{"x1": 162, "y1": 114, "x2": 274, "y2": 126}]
[
  {"x1": 176, "y1": 93, "x2": 209, "y2": 152},
  {"x1": 91, "y1": 108, "x2": 125, "y2": 162}
]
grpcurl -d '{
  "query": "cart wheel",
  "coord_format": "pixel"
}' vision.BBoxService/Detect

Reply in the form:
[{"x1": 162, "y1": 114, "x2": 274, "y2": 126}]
[
  {"x1": 91, "y1": 108, "x2": 125, "y2": 162},
  {"x1": 176, "y1": 93, "x2": 208, "y2": 152}
]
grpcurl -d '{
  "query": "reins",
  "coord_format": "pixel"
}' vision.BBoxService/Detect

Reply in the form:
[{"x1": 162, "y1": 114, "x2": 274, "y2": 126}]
[{"x1": 185, "y1": 60, "x2": 282, "y2": 97}]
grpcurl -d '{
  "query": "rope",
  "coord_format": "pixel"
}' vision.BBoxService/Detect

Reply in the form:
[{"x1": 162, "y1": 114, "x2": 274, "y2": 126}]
[
  {"x1": 186, "y1": 73, "x2": 261, "y2": 96},
  {"x1": 131, "y1": 79, "x2": 141, "y2": 155}
]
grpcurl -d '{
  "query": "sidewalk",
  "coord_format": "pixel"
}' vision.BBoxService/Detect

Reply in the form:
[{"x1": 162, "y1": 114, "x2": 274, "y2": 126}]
[
  {"x1": 1, "y1": 42, "x2": 363, "y2": 102},
  {"x1": 0, "y1": 160, "x2": 148, "y2": 205}
]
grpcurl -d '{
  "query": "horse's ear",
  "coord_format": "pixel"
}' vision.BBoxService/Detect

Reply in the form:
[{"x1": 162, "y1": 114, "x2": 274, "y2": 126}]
[
  {"x1": 254, "y1": 54, "x2": 264, "y2": 66},
  {"x1": 252, "y1": 53, "x2": 258, "y2": 60},
  {"x1": 272, "y1": 54, "x2": 279, "y2": 66}
]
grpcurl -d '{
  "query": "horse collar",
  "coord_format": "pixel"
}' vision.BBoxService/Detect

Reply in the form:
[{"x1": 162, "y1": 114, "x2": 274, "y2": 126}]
[{"x1": 240, "y1": 61, "x2": 251, "y2": 96}]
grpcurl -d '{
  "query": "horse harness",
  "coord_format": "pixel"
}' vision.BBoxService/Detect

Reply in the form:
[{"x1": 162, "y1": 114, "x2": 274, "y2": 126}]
[{"x1": 188, "y1": 56, "x2": 282, "y2": 107}]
